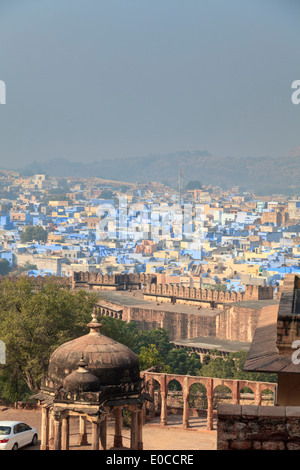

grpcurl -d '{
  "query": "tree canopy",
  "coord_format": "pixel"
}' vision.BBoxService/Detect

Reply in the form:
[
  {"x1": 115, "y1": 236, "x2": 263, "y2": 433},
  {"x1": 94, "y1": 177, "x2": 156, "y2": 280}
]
[
  {"x1": 20, "y1": 225, "x2": 48, "y2": 243},
  {"x1": 185, "y1": 180, "x2": 202, "y2": 191},
  {"x1": 200, "y1": 350, "x2": 276, "y2": 383},
  {"x1": 0, "y1": 276, "x2": 98, "y2": 400},
  {"x1": 0, "y1": 259, "x2": 11, "y2": 276}
]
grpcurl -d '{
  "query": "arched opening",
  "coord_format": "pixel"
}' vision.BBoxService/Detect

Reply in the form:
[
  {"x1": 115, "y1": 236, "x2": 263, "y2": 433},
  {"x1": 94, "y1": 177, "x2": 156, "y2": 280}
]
[
  {"x1": 261, "y1": 388, "x2": 274, "y2": 405},
  {"x1": 167, "y1": 379, "x2": 183, "y2": 423},
  {"x1": 188, "y1": 383, "x2": 208, "y2": 430},
  {"x1": 239, "y1": 386, "x2": 255, "y2": 405},
  {"x1": 188, "y1": 383, "x2": 207, "y2": 411},
  {"x1": 213, "y1": 385, "x2": 232, "y2": 409},
  {"x1": 144, "y1": 378, "x2": 161, "y2": 419}
]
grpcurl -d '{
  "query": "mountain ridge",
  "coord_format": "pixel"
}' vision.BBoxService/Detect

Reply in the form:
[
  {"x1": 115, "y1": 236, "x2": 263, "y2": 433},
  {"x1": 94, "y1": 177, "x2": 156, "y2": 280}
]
[{"x1": 5, "y1": 148, "x2": 300, "y2": 195}]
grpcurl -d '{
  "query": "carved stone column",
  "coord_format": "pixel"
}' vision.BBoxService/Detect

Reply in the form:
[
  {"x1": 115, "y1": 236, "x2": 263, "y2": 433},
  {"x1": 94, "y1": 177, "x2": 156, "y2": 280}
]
[
  {"x1": 149, "y1": 378, "x2": 155, "y2": 417},
  {"x1": 99, "y1": 416, "x2": 107, "y2": 450},
  {"x1": 206, "y1": 378, "x2": 214, "y2": 431},
  {"x1": 254, "y1": 382, "x2": 262, "y2": 406},
  {"x1": 137, "y1": 409, "x2": 143, "y2": 450},
  {"x1": 78, "y1": 415, "x2": 88, "y2": 446},
  {"x1": 49, "y1": 411, "x2": 54, "y2": 450},
  {"x1": 183, "y1": 376, "x2": 189, "y2": 429},
  {"x1": 61, "y1": 415, "x2": 70, "y2": 450},
  {"x1": 40, "y1": 406, "x2": 49, "y2": 450},
  {"x1": 53, "y1": 410, "x2": 62, "y2": 450},
  {"x1": 232, "y1": 381, "x2": 240, "y2": 405},
  {"x1": 183, "y1": 393, "x2": 190, "y2": 429},
  {"x1": 130, "y1": 409, "x2": 138, "y2": 450},
  {"x1": 160, "y1": 375, "x2": 167, "y2": 426},
  {"x1": 142, "y1": 402, "x2": 147, "y2": 425},
  {"x1": 91, "y1": 420, "x2": 100, "y2": 450},
  {"x1": 114, "y1": 406, "x2": 123, "y2": 448}
]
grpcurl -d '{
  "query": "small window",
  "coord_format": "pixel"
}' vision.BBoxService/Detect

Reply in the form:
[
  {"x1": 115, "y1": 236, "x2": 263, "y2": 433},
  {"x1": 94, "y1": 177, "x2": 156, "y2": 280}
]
[
  {"x1": 20, "y1": 423, "x2": 31, "y2": 432},
  {"x1": 14, "y1": 425, "x2": 21, "y2": 434},
  {"x1": 0, "y1": 426, "x2": 11, "y2": 435}
]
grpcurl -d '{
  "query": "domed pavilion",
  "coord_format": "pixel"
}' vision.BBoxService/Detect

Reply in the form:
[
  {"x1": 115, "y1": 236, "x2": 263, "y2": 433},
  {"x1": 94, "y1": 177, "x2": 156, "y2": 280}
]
[{"x1": 33, "y1": 310, "x2": 150, "y2": 450}]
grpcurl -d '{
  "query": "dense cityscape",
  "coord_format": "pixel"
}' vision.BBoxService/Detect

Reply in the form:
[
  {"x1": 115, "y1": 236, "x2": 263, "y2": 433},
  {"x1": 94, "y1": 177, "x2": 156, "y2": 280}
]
[{"x1": 0, "y1": 170, "x2": 299, "y2": 288}]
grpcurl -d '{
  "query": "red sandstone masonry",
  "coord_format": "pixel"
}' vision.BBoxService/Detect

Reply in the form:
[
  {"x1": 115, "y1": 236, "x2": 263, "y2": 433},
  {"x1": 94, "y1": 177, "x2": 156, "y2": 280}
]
[
  {"x1": 217, "y1": 404, "x2": 300, "y2": 450},
  {"x1": 143, "y1": 283, "x2": 273, "y2": 304}
]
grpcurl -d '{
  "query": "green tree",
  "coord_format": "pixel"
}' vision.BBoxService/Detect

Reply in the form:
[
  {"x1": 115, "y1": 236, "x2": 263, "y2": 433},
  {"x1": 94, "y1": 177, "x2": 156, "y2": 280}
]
[
  {"x1": 165, "y1": 349, "x2": 201, "y2": 376},
  {"x1": 133, "y1": 328, "x2": 173, "y2": 361},
  {"x1": 201, "y1": 350, "x2": 276, "y2": 383},
  {"x1": 0, "y1": 259, "x2": 11, "y2": 276},
  {"x1": 201, "y1": 355, "x2": 235, "y2": 379},
  {"x1": 98, "y1": 315, "x2": 139, "y2": 350},
  {"x1": 186, "y1": 180, "x2": 202, "y2": 191},
  {"x1": 20, "y1": 225, "x2": 48, "y2": 243},
  {"x1": 0, "y1": 276, "x2": 98, "y2": 400},
  {"x1": 138, "y1": 344, "x2": 165, "y2": 371}
]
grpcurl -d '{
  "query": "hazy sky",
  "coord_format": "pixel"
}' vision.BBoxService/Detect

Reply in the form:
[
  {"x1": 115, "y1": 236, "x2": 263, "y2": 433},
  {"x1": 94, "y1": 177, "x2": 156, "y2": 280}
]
[{"x1": 0, "y1": 0, "x2": 299, "y2": 168}]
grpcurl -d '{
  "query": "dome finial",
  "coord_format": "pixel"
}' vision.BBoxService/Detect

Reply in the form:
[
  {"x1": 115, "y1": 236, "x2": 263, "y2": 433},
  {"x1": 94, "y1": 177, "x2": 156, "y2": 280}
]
[{"x1": 87, "y1": 307, "x2": 102, "y2": 334}]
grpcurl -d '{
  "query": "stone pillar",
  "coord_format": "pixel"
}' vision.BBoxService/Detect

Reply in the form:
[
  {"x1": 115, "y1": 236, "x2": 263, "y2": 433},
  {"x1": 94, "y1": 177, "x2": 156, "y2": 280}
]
[
  {"x1": 142, "y1": 402, "x2": 147, "y2": 425},
  {"x1": 254, "y1": 383, "x2": 262, "y2": 406},
  {"x1": 160, "y1": 391, "x2": 167, "y2": 426},
  {"x1": 53, "y1": 411, "x2": 62, "y2": 451},
  {"x1": 61, "y1": 415, "x2": 70, "y2": 451},
  {"x1": 274, "y1": 384, "x2": 278, "y2": 405},
  {"x1": 183, "y1": 393, "x2": 190, "y2": 429},
  {"x1": 114, "y1": 406, "x2": 123, "y2": 448},
  {"x1": 49, "y1": 412, "x2": 54, "y2": 450},
  {"x1": 40, "y1": 406, "x2": 49, "y2": 450},
  {"x1": 99, "y1": 416, "x2": 107, "y2": 450},
  {"x1": 137, "y1": 409, "x2": 143, "y2": 450},
  {"x1": 182, "y1": 376, "x2": 189, "y2": 429},
  {"x1": 157, "y1": 387, "x2": 162, "y2": 412},
  {"x1": 149, "y1": 378, "x2": 155, "y2": 417},
  {"x1": 130, "y1": 410, "x2": 138, "y2": 450},
  {"x1": 78, "y1": 416, "x2": 88, "y2": 446},
  {"x1": 232, "y1": 381, "x2": 240, "y2": 405},
  {"x1": 91, "y1": 420, "x2": 100, "y2": 450},
  {"x1": 206, "y1": 378, "x2": 214, "y2": 431}
]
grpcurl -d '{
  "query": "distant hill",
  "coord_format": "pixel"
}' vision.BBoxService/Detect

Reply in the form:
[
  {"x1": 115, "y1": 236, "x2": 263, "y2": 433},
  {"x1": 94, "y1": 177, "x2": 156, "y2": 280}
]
[{"x1": 12, "y1": 148, "x2": 300, "y2": 195}]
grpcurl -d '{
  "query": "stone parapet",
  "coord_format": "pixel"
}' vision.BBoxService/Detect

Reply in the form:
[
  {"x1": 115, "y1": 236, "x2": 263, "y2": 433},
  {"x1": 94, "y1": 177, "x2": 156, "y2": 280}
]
[{"x1": 217, "y1": 404, "x2": 300, "y2": 450}]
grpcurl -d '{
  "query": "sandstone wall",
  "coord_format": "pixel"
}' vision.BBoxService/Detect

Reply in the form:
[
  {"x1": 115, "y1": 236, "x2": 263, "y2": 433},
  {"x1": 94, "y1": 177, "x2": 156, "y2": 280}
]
[
  {"x1": 216, "y1": 305, "x2": 263, "y2": 342},
  {"x1": 143, "y1": 283, "x2": 273, "y2": 304},
  {"x1": 123, "y1": 306, "x2": 216, "y2": 342}
]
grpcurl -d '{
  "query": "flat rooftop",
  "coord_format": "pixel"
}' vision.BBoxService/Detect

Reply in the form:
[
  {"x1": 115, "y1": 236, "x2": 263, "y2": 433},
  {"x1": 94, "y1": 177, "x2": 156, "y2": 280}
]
[
  {"x1": 230, "y1": 299, "x2": 279, "y2": 309},
  {"x1": 174, "y1": 335, "x2": 251, "y2": 354},
  {"x1": 94, "y1": 290, "x2": 219, "y2": 317}
]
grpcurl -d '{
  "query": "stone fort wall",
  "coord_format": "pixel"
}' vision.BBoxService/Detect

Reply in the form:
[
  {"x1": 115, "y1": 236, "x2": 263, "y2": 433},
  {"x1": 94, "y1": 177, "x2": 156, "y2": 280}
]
[
  {"x1": 96, "y1": 300, "x2": 274, "y2": 343},
  {"x1": 122, "y1": 305, "x2": 217, "y2": 341},
  {"x1": 72, "y1": 271, "x2": 274, "y2": 304},
  {"x1": 72, "y1": 271, "x2": 156, "y2": 289},
  {"x1": 143, "y1": 283, "x2": 273, "y2": 304}
]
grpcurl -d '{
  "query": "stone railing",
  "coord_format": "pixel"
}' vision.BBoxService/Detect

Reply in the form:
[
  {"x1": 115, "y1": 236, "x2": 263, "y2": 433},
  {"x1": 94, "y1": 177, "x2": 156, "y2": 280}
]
[{"x1": 142, "y1": 371, "x2": 276, "y2": 431}]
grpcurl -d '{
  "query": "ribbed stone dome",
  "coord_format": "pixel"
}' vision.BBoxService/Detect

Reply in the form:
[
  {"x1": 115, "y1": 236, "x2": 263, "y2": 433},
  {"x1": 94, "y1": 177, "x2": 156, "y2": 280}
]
[{"x1": 47, "y1": 311, "x2": 140, "y2": 388}]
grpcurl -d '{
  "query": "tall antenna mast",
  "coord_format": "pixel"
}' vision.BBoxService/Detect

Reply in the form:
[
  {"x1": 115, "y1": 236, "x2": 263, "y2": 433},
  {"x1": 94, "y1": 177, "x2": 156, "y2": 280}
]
[{"x1": 178, "y1": 167, "x2": 184, "y2": 205}]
